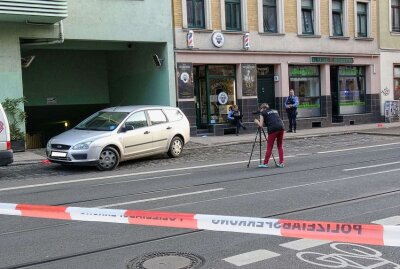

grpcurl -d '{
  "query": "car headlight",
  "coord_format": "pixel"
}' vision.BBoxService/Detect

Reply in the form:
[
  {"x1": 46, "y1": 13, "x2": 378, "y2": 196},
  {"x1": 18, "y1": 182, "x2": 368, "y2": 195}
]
[
  {"x1": 46, "y1": 140, "x2": 52, "y2": 149},
  {"x1": 72, "y1": 141, "x2": 93, "y2": 150}
]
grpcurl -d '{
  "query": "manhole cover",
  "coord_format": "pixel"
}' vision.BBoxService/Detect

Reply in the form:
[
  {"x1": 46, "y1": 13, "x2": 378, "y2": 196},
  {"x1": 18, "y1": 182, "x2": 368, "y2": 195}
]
[{"x1": 127, "y1": 252, "x2": 204, "y2": 269}]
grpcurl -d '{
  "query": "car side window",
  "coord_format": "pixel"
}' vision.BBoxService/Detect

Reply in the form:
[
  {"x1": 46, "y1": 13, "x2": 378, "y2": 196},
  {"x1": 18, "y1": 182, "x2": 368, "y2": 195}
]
[
  {"x1": 124, "y1": 111, "x2": 148, "y2": 129},
  {"x1": 147, "y1": 110, "x2": 167, "y2": 125},
  {"x1": 164, "y1": 109, "x2": 183, "y2": 122}
]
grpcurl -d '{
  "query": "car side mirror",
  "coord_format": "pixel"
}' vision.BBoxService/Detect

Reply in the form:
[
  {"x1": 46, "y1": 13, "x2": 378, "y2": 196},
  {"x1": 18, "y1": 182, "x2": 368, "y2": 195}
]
[{"x1": 123, "y1": 125, "x2": 134, "y2": 132}]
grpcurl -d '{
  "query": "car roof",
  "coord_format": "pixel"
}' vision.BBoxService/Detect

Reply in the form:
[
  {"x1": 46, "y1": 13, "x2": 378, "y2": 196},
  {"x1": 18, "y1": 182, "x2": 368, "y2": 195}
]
[{"x1": 101, "y1": 105, "x2": 178, "y2": 113}]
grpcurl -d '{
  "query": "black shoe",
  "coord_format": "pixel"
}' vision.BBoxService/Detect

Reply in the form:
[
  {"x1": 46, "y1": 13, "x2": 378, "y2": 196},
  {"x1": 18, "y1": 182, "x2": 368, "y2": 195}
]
[{"x1": 287, "y1": 129, "x2": 293, "y2": 133}]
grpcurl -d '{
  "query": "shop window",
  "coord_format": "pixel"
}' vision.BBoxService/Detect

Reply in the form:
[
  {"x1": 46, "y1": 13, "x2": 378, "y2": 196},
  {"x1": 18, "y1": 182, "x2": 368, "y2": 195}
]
[
  {"x1": 392, "y1": 0, "x2": 400, "y2": 32},
  {"x1": 187, "y1": 0, "x2": 205, "y2": 29},
  {"x1": 289, "y1": 65, "x2": 321, "y2": 117},
  {"x1": 356, "y1": 2, "x2": 368, "y2": 37},
  {"x1": 338, "y1": 66, "x2": 366, "y2": 114},
  {"x1": 332, "y1": 0, "x2": 343, "y2": 36},
  {"x1": 394, "y1": 66, "x2": 400, "y2": 100},
  {"x1": 225, "y1": 0, "x2": 242, "y2": 31},
  {"x1": 263, "y1": 0, "x2": 277, "y2": 33}
]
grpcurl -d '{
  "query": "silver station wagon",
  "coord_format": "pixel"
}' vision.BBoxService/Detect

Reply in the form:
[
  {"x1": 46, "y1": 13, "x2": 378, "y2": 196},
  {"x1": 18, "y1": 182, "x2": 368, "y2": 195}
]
[{"x1": 46, "y1": 106, "x2": 190, "y2": 171}]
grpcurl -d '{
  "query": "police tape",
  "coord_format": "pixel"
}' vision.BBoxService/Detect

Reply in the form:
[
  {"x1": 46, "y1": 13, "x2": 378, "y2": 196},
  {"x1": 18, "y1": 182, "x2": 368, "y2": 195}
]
[{"x1": 0, "y1": 202, "x2": 399, "y2": 247}]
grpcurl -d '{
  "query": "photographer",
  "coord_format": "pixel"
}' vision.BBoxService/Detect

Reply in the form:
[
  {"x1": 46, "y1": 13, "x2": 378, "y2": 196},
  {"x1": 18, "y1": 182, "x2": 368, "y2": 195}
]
[
  {"x1": 254, "y1": 103, "x2": 285, "y2": 168},
  {"x1": 285, "y1": 89, "x2": 299, "y2": 133}
]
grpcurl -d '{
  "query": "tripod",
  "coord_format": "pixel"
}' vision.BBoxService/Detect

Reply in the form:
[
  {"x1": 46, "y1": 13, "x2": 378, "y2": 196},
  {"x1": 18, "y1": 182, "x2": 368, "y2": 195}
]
[{"x1": 247, "y1": 127, "x2": 277, "y2": 168}]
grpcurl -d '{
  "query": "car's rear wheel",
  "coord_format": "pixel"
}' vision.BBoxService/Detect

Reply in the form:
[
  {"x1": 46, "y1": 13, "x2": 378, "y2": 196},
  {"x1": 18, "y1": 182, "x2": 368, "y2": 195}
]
[
  {"x1": 97, "y1": 146, "x2": 120, "y2": 171},
  {"x1": 167, "y1": 136, "x2": 183, "y2": 158}
]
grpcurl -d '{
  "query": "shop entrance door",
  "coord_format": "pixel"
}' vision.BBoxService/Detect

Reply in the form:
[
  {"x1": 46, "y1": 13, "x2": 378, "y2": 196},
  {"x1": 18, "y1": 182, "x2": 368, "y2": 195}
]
[
  {"x1": 330, "y1": 66, "x2": 340, "y2": 121},
  {"x1": 257, "y1": 77, "x2": 275, "y2": 109},
  {"x1": 194, "y1": 66, "x2": 208, "y2": 129}
]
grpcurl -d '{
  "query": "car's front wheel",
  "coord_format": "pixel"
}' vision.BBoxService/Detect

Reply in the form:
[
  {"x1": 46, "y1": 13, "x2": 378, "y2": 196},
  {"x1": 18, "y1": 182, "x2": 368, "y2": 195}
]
[
  {"x1": 97, "y1": 146, "x2": 120, "y2": 171},
  {"x1": 167, "y1": 136, "x2": 183, "y2": 158}
]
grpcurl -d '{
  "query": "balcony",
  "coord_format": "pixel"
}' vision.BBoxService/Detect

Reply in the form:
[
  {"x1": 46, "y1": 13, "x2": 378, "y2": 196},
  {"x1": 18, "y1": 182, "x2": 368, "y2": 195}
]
[{"x1": 0, "y1": 0, "x2": 67, "y2": 24}]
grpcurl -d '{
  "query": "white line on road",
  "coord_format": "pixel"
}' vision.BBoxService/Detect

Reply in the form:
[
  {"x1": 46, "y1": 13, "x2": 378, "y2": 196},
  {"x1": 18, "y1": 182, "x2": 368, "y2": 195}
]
[
  {"x1": 317, "y1": 142, "x2": 400, "y2": 154},
  {"x1": 154, "y1": 168, "x2": 400, "y2": 210},
  {"x1": 343, "y1": 161, "x2": 400, "y2": 171},
  {"x1": 99, "y1": 188, "x2": 224, "y2": 208},
  {"x1": 372, "y1": 216, "x2": 400, "y2": 225},
  {"x1": 0, "y1": 158, "x2": 295, "y2": 192},
  {"x1": 91, "y1": 173, "x2": 192, "y2": 187},
  {"x1": 279, "y1": 239, "x2": 331, "y2": 251},
  {"x1": 223, "y1": 249, "x2": 280, "y2": 266}
]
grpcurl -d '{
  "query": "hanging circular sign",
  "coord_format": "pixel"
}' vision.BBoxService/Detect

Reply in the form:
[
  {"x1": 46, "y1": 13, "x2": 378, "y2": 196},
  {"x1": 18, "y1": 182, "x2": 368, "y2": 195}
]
[
  {"x1": 217, "y1": 91, "x2": 228, "y2": 105},
  {"x1": 212, "y1": 32, "x2": 225, "y2": 48},
  {"x1": 180, "y1": 72, "x2": 190, "y2": 83}
]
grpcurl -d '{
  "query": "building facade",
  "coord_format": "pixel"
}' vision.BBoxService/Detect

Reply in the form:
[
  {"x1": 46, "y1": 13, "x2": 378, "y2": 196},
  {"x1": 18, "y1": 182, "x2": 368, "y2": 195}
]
[
  {"x1": 378, "y1": 0, "x2": 400, "y2": 115},
  {"x1": 173, "y1": 0, "x2": 381, "y2": 135},
  {"x1": 0, "y1": 0, "x2": 175, "y2": 147}
]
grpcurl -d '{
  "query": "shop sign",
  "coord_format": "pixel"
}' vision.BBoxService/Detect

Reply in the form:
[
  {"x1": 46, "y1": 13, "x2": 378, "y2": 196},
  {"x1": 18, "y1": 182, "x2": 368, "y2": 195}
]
[
  {"x1": 211, "y1": 32, "x2": 224, "y2": 48},
  {"x1": 47, "y1": 97, "x2": 57, "y2": 105},
  {"x1": 177, "y1": 62, "x2": 194, "y2": 99},
  {"x1": 289, "y1": 66, "x2": 319, "y2": 77},
  {"x1": 310, "y1": 57, "x2": 354, "y2": 64},
  {"x1": 339, "y1": 67, "x2": 363, "y2": 76},
  {"x1": 217, "y1": 92, "x2": 228, "y2": 105},
  {"x1": 241, "y1": 63, "x2": 257, "y2": 96}
]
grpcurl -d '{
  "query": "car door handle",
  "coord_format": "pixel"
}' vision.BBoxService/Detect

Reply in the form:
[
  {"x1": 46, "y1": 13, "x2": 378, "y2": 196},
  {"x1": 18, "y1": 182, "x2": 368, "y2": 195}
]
[
  {"x1": 166, "y1": 126, "x2": 172, "y2": 130},
  {"x1": 144, "y1": 131, "x2": 150, "y2": 134}
]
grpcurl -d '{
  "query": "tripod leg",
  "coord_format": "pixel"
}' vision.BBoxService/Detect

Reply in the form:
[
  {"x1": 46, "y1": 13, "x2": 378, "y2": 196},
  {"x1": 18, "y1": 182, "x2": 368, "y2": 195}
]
[
  {"x1": 261, "y1": 128, "x2": 277, "y2": 166},
  {"x1": 247, "y1": 128, "x2": 260, "y2": 168}
]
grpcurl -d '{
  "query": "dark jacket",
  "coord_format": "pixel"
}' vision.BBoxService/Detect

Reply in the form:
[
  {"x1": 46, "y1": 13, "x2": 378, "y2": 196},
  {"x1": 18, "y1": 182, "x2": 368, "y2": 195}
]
[{"x1": 261, "y1": 109, "x2": 284, "y2": 134}]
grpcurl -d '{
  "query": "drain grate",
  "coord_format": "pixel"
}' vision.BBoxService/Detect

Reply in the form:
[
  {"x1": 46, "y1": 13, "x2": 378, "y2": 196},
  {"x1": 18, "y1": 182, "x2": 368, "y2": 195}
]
[{"x1": 127, "y1": 252, "x2": 205, "y2": 269}]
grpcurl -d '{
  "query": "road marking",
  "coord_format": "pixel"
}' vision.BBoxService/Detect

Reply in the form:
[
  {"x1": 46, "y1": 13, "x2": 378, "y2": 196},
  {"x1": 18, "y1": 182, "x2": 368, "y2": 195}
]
[
  {"x1": 223, "y1": 250, "x2": 280, "y2": 266},
  {"x1": 91, "y1": 173, "x2": 191, "y2": 187},
  {"x1": 343, "y1": 161, "x2": 400, "y2": 171},
  {"x1": 0, "y1": 158, "x2": 295, "y2": 192},
  {"x1": 154, "y1": 168, "x2": 400, "y2": 210},
  {"x1": 280, "y1": 239, "x2": 331, "y2": 251},
  {"x1": 372, "y1": 216, "x2": 400, "y2": 225},
  {"x1": 99, "y1": 188, "x2": 224, "y2": 208},
  {"x1": 317, "y1": 142, "x2": 400, "y2": 154}
]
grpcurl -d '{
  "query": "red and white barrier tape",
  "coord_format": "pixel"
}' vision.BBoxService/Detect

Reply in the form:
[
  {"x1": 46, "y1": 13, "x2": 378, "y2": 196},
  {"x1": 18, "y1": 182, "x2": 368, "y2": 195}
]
[{"x1": 0, "y1": 203, "x2": 399, "y2": 247}]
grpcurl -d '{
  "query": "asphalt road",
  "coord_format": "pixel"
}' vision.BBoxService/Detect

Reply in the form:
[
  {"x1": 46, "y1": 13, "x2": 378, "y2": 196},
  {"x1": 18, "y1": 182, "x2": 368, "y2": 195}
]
[{"x1": 0, "y1": 133, "x2": 400, "y2": 269}]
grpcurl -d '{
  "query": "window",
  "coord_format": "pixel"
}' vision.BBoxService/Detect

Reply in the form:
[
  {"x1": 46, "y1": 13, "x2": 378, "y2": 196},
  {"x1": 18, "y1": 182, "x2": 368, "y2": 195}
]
[
  {"x1": 338, "y1": 66, "x2": 366, "y2": 114},
  {"x1": 263, "y1": 0, "x2": 277, "y2": 33},
  {"x1": 186, "y1": 0, "x2": 205, "y2": 29},
  {"x1": 225, "y1": 0, "x2": 242, "y2": 31},
  {"x1": 357, "y1": 2, "x2": 368, "y2": 37},
  {"x1": 301, "y1": 0, "x2": 314, "y2": 34},
  {"x1": 289, "y1": 65, "x2": 321, "y2": 117},
  {"x1": 164, "y1": 109, "x2": 183, "y2": 122},
  {"x1": 392, "y1": 0, "x2": 400, "y2": 32},
  {"x1": 124, "y1": 111, "x2": 148, "y2": 129},
  {"x1": 147, "y1": 110, "x2": 167, "y2": 125},
  {"x1": 332, "y1": 0, "x2": 343, "y2": 36},
  {"x1": 394, "y1": 66, "x2": 400, "y2": 100}
]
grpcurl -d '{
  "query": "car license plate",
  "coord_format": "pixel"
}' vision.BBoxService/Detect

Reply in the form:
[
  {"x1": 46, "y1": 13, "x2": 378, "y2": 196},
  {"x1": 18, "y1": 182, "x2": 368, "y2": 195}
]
[{"x1": 51, "y1": 151, "x2": 67, "y2": 157}]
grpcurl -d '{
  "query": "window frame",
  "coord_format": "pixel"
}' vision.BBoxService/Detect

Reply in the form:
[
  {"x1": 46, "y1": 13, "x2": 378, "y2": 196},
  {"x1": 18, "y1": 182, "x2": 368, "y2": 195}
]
[
  {"x1": 392, "y1": 0, "x2": 400, "y2": 32},
  {"x1": 297, "y1": 0, "x2": 320, "y2": 36},
  {"x1": 354, "y1": 1, "x2": 371, "y2": 38},
  {"x1": 182, "y1": 0, "x2": 212, "y2": 30},
  {"x1": 263, "y1": 0, "x2": 277, "y2": 33},
  {"x1": 220, "y1": 0, "x2": 248, "y2": 31},
  {"x1": 331, "y1": 0, "x2": 344, "y2": 36},
  {"x1": 186, "y1": 0, "x2": 206, "y2": 29},
  {"x1": 258, "y1": 0, "x2": 284, "y2": 33}
]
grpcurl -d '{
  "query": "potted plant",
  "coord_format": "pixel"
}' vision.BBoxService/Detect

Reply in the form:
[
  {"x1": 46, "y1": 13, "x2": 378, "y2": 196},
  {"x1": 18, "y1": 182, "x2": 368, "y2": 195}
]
[{"x1": 1, "y1": 97, "x2": 27, "y2": 152}]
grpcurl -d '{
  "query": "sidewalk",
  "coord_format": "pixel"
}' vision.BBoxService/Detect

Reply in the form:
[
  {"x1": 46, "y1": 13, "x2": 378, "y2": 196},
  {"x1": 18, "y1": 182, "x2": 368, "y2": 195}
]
[{"x1": 11, "y1": 121, "x2": 400, "y2": 165}]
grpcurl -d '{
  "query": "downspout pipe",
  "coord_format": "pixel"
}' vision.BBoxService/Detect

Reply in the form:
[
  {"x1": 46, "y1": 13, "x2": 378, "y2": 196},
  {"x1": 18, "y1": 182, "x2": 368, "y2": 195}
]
[{"x1": 21, "y1": 20, "x2": 64, "y2": 47}]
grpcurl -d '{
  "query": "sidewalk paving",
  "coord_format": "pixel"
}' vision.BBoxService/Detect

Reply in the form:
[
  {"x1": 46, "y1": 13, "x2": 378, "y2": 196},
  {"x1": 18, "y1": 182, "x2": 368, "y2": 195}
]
[{"x1": 10, "y1": 121, "x2": 400, "y2": 165}]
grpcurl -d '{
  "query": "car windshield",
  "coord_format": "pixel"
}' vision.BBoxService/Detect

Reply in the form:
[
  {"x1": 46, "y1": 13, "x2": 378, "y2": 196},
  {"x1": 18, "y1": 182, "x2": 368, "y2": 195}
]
[{"x1": 75, "y1": 111, "x2": 129, "y2": 131}]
